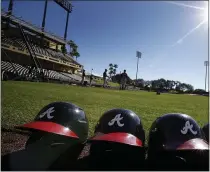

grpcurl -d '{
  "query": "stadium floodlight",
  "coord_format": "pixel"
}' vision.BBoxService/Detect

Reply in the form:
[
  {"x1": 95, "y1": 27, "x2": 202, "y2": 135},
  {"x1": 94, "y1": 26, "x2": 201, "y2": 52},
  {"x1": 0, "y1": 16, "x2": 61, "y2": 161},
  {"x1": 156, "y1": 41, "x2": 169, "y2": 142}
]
[
  {"x1": 53, "y1": 0, "x2": 73, "y2": 40},
  {"x1": 42, "y1": 0, "x2": 48, "y2": 32},
  {"x1": 7, "y1": 0, "x2": 14, "y2": 16},
  {"x1": 136, "y1": 51, "x2": 142, "y2": 84},
  {"x1": 54, "y1": 0, "x2": 73, "y2": 13},
  {"x1": 204, "y1": 61, "x2": 209, "y2": 92},
  {"x1": 5, "y1": 0, "x2": 14, "y2": 29},
  {"x1": 64, "y1": 11, "x2": 70, "y2": 40}
]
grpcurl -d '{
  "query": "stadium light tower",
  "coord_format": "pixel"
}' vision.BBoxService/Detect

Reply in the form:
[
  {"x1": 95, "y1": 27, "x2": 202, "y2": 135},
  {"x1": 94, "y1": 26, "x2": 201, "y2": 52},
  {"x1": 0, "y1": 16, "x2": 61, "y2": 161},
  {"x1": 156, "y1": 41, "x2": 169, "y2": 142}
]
[
  {"x1": 64, "y1": 9, "x2": 70, "y2": 40},
  {"x1": 6, "y1": 0, "x2": 14, "y2": 29},
  {"x1": 204, "y1": 61, "x2": 209, "y2": 92},
  {"x1": 63, "y1": 2, "x2": 73, "y2": 40},
  {"x1": 7, "y1": 0, "x2": 14, "y2": 16},
  {"x1": 41, "y1": 0, "x2": 48, "y2": 32},
  {"x1": 53, "y1": 0, "x2": 73, "y2": 40},
  {"x1": 136, "y1": 51, "x2": 142, "y2": 84}
]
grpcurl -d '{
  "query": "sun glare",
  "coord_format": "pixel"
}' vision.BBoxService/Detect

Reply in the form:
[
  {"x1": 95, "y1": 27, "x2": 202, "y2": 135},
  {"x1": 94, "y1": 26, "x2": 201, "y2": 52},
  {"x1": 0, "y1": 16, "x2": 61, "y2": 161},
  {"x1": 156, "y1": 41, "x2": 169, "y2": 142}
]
[
  {"x1": 203, "y1": 7, "x2": 208, "y2": 22},
  {"x1": 202, "y1": 2, "x2": 208, "y2": 22}
]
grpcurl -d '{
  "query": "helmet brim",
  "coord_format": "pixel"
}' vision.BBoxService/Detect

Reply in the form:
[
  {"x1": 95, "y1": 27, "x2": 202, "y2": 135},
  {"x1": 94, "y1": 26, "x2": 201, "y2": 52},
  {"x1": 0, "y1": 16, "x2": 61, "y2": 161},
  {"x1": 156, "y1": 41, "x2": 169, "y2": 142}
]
[
  {"x1": 16, "y1": 121, "x2": 79, "y2": 138},
  {"x1": 176, "y1": 138, "x2": 209, "y2": 150},
  {"x1": 89, "y1": 132, "x2": 143, "y2": 147}
]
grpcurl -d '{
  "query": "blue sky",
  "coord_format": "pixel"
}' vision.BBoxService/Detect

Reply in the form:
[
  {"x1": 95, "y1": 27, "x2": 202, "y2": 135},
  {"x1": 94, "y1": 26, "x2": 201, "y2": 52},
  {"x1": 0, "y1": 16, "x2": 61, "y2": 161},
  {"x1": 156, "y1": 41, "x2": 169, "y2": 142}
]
[{"x1": 1, "y1": 1, "x2": 208, "y2": 89}]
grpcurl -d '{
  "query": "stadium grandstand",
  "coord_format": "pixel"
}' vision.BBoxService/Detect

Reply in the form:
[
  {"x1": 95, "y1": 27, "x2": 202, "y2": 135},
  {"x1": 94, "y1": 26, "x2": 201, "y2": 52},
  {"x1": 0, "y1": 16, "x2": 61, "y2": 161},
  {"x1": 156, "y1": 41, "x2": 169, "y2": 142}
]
[
  {"x1": 1, "y1": 1, "x2": 90, "y2": 85},
  {"x1": 85, "y1": 71, "x2": 102, "y2": 80}
]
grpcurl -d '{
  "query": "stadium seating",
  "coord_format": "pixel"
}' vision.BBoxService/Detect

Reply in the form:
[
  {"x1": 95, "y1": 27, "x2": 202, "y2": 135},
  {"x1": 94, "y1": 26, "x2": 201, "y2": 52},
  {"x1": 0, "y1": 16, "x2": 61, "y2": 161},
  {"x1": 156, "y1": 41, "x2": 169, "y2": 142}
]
[
  {"x1": 15, "y1": 38, "x2": 27, "y2": 51},
  {"x1": 1, "y1": 60, "x2": 95, "y2": 85},
  {"x1": 1, "y1": 61, "x2": 80, "y2": 82},
  {"x1": 1, "y1": 61, "x2": 16, "y2": 74},
  {"x1": 1, "y1": 34, "x2": 75, "y2": 64},
  {"x1": 1, "y1": 10, "x2": 85, "y2": 84}
]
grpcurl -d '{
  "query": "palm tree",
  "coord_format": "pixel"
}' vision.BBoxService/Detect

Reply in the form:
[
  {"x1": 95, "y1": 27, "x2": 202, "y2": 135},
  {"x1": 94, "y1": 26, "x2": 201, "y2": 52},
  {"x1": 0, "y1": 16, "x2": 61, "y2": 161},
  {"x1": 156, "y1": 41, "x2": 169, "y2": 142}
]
[
  {"x1": 113, "y1": 68, "x2": 116, "y2": 75},
  {"x1": 109, "y1": 63, "x2": 113, "y2": 77},
  {"x1": 113, "y1": 64, "x2": 118, "y2": 76},
  {"x1": 74, "y1": 52, "x2": 80, "y2": 61},
  {"x1": 67, "y1": 40, "x2": 80, "y2": 60},
  {"x1": 67, "y1": 40, "x2": 75, "y2": 53},
  {"x1": 109, "y1": 63, "x2": 113, "y2": 68},
  {"x1": 113, "y1": 64, "x2": 118, "y2": 69},
  {"x1": 61, "y1": 44, "x2": 67, "y2": 54}
]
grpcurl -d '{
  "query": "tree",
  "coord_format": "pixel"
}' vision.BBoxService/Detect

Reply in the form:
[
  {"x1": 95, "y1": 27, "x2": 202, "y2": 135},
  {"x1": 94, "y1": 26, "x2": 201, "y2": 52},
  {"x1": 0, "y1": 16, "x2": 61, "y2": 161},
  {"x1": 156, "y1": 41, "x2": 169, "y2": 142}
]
[
  {"x1": 113, "y1": 68, "x2": 116, "y2": 76},
  {"x1": 169, "y1": 80, "x2": 175, "y2": 90},
  {"x1": 109, "y1": 63, "x2": 114, "y2": 78},
  {"x1": 158, "y1": 78, "x2": 166, "y2": 90},
  {"x1": 151, "y1": 80, "x2": 159, "y2": 90},
  {"x1": 165, "y1": 80, "x2": 170, "y2": 90},
  {"x1": 67, "y1": 40, "x2": 75, "y2": 53},
  {"x1": 144, "y1": 80, "x2": 151, "y2": 88},
  {"x1": 74, "y1": 52, "x2": 80, "y2": 61},
  {"x1": 193, "y1": 89, "x2": 206, "y2": 95},
  {"x1": 128, "y1": 77, "x2": 198, "y2": 94},
  {"x1": 109, "y1": 63, "x2": 113, "y2": 69},
  {"x1": 61, "y1": 45, "x2": 67, "y2": 54},
  {"x1": 175, "y1": 81, "x2": 181, "y2": 92},
  {"x1": 185, "y1": 84, "x2": 194, "y2": 93},
  {"x1": 113, "y1": 73, "x2": 132, "y2": 85},
  {"x1": 108, "y1": 63, "x2": 118, "y2": 78},
  {"x1": 113, "y1": 64, "x2": 118, "y2": 76},
  {"x1": 67, "y1": 40, "x2": 80, "y2": 60},
  {"x1": 134, "y1": 78, "x2": 145, "y2": 88}
]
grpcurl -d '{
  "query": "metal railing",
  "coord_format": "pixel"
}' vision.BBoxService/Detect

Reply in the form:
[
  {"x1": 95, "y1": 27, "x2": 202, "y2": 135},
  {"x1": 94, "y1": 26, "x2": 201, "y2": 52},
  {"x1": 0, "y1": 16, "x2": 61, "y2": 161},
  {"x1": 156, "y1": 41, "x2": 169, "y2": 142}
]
[
  {"x1": 1, "y1": 9, "x2": 83, "y2": 68},
  {"x1": 1, "y1": 9, "x2": 66, "y2": 43}
]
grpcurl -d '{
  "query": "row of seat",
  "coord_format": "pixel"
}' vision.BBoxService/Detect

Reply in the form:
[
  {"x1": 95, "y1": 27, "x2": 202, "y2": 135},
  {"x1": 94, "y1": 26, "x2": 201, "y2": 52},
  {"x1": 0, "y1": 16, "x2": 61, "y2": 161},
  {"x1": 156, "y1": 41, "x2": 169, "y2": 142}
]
[
  {"x1": 1, "y1": 61, "x2": 83, "y2": 82},
  {"x1": 1, "y1": 35, "x2": 75, "y2": 64}
]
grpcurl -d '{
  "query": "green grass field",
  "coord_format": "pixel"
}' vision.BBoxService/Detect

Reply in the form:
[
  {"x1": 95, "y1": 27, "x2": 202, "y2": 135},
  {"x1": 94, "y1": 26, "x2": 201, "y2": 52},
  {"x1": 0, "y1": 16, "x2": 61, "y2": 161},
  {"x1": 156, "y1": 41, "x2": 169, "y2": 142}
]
[
  {"x1": 94, "y1": 79, "x2": 119, "y2": 87},
  {"x1": 2, "y1": 81, "x2": 209, "y2": 140}
]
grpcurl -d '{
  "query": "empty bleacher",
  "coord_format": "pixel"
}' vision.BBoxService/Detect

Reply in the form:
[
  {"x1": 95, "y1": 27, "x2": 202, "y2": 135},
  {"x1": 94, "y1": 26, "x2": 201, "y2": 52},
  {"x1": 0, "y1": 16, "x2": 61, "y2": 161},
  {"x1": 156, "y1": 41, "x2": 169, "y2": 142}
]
[
  {"x1": 1, "y1": 61, "x2": 80, "y2": 82},
  {"x1": 1, "y1": 34, "x2": 75, "y2": 64},
  {"x1": 1, "y1": 9, "x2": 85, "y2": 84}
]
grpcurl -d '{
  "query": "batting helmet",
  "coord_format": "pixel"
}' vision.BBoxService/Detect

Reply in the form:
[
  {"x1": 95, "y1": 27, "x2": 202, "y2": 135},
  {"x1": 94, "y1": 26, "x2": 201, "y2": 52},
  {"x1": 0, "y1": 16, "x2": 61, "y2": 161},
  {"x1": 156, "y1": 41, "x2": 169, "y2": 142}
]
[
  {"x1": 202, "y1": 123, "x2": 209, "y2": 143},
  {"x1": 147, "y1": 113, "x2": 208, "y2": 170},
  {"x1": 148, "y1": 113, "x2": 208, "y2": 155},
  {"x1": 16, "y1": 102, "x2": 89, "y2": 146},
  {"x1": 87, "y1": 108, "x2": 146, "y2": 170},
  {"x1": 89, "y1": 108, "x2": 145, "y2": 147}
]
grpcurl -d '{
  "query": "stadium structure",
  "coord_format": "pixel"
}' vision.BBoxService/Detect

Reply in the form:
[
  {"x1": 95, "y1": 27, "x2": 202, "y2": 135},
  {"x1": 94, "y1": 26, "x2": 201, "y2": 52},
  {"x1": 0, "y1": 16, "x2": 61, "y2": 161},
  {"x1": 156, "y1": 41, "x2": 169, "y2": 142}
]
[{"x1": 1, "y1": 0, "x2": 103, "y2": 85}]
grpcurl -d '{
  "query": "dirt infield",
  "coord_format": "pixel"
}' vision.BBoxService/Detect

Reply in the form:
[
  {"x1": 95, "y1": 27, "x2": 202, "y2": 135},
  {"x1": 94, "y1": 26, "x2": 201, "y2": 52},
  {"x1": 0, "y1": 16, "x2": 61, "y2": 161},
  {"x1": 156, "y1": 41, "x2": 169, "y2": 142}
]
[
  {"x1": 1, "y1": 129, "x2": 90, "y2": 158},
  {"x1": 1, "y1": 131, "x2": 28, "y2": 156}
]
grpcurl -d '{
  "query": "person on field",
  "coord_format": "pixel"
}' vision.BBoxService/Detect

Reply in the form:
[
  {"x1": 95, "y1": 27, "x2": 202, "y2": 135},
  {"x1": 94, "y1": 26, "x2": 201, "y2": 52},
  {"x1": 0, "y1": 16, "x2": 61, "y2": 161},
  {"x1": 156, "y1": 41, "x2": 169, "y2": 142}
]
[
  {"x1": 120, "y1": 70, "x2": 128, "y2": 90},
  {"x1": 103, "y1": 69, "x2": 108, "y2": 88},
  {"x1": 81, "y1": 69, "x2": 86, "y2": 85}
]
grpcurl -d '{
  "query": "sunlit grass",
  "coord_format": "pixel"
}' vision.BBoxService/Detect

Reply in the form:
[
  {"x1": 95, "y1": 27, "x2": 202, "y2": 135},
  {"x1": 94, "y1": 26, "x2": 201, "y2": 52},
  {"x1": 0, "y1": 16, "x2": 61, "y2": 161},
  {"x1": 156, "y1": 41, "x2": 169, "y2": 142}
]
[{"x1": 2, "y1": 81, "x2": 208, "y2": 140}]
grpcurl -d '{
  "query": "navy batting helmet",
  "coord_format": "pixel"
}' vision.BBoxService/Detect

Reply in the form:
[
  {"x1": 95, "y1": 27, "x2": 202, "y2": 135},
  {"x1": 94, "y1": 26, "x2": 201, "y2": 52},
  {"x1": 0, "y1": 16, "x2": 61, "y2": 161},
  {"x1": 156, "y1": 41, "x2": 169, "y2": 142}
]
[
  {"x1": 89, "y1": 108, "x2": 145, "y2": 146},
  {"x1": 16, "y1": 102, "x2": 89, "y2": 146}
]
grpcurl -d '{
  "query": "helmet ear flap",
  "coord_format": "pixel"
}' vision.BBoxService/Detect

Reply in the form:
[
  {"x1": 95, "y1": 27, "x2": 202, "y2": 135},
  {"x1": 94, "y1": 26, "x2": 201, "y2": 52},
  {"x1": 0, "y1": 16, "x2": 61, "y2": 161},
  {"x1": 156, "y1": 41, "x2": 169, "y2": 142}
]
[
  {"x1": 200, "y1": 127, "x2": 207, "y2": 140},
  {"x1": 94, "y1": 122, "x2": 100, "y2": 133},
  {"x1": 148, "y1": 126, "x2": 165, "y2": 158},
  {"x1": 136, "y1": 124, "x2": 145, "y2": 146}
]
